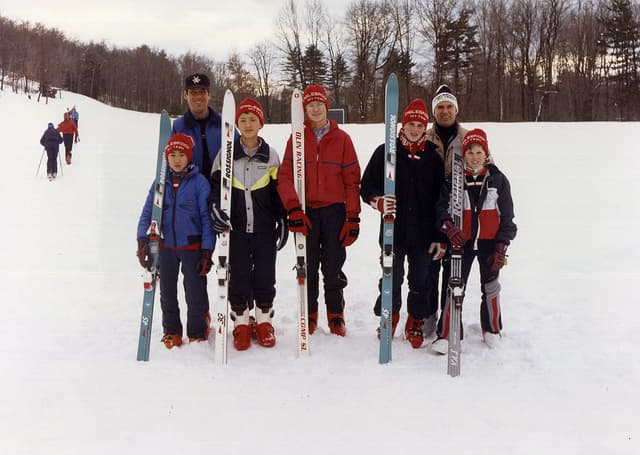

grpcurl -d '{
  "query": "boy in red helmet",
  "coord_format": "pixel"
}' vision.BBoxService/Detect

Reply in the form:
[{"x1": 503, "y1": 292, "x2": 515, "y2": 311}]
[
  {"x1": 209, "y1": 98, "x2": 287, "y2": 351},
  {"x1": 432, "y1": 128, "x2": 517, "y2": 353},
  {"x1": 136, "y1": 132, "x2": 215, "y2": 349}
]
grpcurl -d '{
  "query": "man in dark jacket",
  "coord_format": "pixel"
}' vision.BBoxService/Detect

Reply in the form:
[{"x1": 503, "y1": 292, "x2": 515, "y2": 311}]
[
  {"x1": 39, "y1": 122, "x2": 63, "y2": 180},
  {"x1": 171, "y1": 73, "x2": 223, "y2": 180},
  {"x1": 361, "y1": 98, "x2": 446, "y2": 349}
]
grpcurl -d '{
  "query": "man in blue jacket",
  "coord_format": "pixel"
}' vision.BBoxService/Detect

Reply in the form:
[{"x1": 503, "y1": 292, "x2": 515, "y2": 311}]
[{"x1": 171, "y1": 73, "x2": 222, "y2": 180}]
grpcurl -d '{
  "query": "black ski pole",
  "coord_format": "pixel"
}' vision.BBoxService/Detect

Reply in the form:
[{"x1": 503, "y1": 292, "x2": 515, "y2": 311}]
[{"x1": 35, "y1": 148, "x2": 45, "y2": 176}]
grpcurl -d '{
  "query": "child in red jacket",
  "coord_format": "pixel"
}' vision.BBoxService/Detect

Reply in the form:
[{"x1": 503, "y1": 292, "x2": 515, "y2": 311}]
[{"x1": 277, "y1": 85, "x2": 361, "y2": 336}]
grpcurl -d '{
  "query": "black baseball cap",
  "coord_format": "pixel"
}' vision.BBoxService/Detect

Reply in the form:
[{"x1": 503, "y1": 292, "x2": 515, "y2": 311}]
[{"x1": 185, "y1": 73, "x2": 210, "y2": 90}]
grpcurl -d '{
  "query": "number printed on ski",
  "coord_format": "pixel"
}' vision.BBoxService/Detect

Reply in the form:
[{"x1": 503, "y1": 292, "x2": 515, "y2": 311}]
[
  {"x1": 137, "y1": 110, "x2": 171, "y2": 361},
  {"x1": 291, "y1": 89, "x2": 309, "y2": 357},
  {"x1": 447, "y1": 138, "x2": 465, "y2": 377},
  {"x1": 214, "y1": 89, "x2": 236, "y2": 365},
  {"x1": 379, "y1": 74, "x2": 398, "y2": 364}
]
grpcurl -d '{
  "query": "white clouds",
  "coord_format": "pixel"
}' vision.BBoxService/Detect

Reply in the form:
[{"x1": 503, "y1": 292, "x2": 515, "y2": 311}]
[{"x1": 1, "y1": 1, "x2": 347, "y2": 61}]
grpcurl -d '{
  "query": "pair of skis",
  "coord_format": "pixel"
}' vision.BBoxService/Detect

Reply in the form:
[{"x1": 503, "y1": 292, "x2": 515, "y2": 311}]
[{"x1": 135, "y1": 91, "x2": 237, "y2": 364}]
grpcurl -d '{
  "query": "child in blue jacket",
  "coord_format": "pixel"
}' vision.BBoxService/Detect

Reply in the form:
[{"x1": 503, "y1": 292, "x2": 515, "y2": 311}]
[{"x1": 136, "y1": 133, "x2": 216, "y2": 349}]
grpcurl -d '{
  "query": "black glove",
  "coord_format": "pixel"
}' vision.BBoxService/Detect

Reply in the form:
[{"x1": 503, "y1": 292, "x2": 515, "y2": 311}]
[
  {"x1": 196, "y1": 249, "x2": 213, "y2": 276},
  {"x1": 136, "y1": 238, "x2": 153, "y2": 270},
  {"x1": 275, "y1": 218, "x2": 289, "y2": 251},
  {"x1": 210, "y1": 203, "x2": 231, "y2": 233}
]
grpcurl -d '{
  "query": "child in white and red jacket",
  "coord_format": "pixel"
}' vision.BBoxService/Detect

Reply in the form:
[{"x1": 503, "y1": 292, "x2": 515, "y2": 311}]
[{"x1": 432, "y1": 128, "x2": 517, "y2": 353}]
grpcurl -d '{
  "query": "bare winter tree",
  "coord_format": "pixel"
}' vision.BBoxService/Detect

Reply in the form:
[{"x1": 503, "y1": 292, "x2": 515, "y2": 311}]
[
  {"x1": 416, "y1": 0, "x2": 459, "y2": 88},
  {"x1": 275, "y1": 0, "x2": 305, "y2": 87},
  {"x1": 320, "y1": 12, "x2": 350, "y2": 107},
  {"x1": 345, "y1": 0, "x2": 397, "y2": 121},
  {"x1": 248, "y1": 42, "x2": 276, "y2": 122}
]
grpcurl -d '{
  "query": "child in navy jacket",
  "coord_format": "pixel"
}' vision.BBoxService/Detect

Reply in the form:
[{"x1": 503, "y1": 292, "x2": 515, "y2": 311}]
[{"x1": 137, "y1": 133, "x2": 215, "y2": 349}]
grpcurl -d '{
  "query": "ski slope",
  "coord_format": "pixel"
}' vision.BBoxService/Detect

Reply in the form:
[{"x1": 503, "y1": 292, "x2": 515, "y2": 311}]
[{"x1": 0, "y1": 87, "x2": 638, "y2": 454}]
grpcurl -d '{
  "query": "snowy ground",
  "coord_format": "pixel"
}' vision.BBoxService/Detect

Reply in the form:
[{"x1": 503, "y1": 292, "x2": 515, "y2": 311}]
[{"x1": 0, "y1": 87, "x2": 638, "y2": 454}]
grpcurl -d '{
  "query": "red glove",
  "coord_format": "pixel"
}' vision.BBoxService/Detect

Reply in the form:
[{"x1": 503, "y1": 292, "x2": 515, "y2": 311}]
[
  {"x1": 490, "y1": 243, "x2": 508, "y2": 271},
  {"x1": 371, "y1": 195, "x2": 396, "y2": 216},
  {"x1": 339, "y1": 215, "x2": 360, "y2": 247},
  {"x1": 441, "y1": 219, "x2": 466, "y2": 249},
  {"x1": 196, "y1": 249, "x2": 213, "y2": 276},
  {"x1": 287, "y1": 206, "x2": 312, "y2": 236}
]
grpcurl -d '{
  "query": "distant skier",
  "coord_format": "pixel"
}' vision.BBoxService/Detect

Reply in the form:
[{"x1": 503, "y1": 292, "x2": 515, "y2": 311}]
[
  {"x1": 39, "y1": 122, "x2": 63, "y2": 180},
  {"x1": 209, "y1": 98, "x2": 288, "y2": 351},
  {"x1": 70, "y1": 106, "x2": 79, "y2": 141},
  {"x1": 431, "y1": 128, "x2": 517, "y2": 353},
  {"x1": 57, "y1": 112, "x2": 79, "y2": 164},
  {"x1": 361, "y1": 98, "x2": 446, "y2": 349},
  {"x1": 136, "y1": 133, "x2": 216, "y2": 349},
  {"x1": 277, "y1": 84, "x2": 361, "y2": 337}
]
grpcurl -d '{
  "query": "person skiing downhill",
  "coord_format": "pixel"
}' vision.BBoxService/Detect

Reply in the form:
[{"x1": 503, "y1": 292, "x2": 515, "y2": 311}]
[
  {"x1": 40, "y1": 122, "x2": 63, "y2": 180},
  {"x1": 57, "y1": 112, "x2": 78, "y2": 164}
]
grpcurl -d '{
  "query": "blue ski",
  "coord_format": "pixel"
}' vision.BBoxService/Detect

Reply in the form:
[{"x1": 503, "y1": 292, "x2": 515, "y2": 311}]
[
  {"x1": 379, "y1": 74, "x2": 398, "y2": 364},
  {"x1": 137, "y1": 110, "x2": 172, "y2": 361}
]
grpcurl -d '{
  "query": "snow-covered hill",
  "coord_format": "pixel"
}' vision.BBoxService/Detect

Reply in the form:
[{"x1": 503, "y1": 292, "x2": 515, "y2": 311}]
[{"x1": 1, "y1": 87, "x2": 638, "y2": 454}]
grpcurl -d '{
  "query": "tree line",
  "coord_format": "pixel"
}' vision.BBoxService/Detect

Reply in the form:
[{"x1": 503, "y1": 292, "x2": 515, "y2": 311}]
[{"x1": 1, "y1": 0, "x2": 639, "y2": 122}]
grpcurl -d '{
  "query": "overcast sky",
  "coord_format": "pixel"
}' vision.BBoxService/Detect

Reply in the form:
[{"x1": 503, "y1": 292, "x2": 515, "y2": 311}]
[{"x1": 0, "y1": 1, "x2": 348, "y2": 61}]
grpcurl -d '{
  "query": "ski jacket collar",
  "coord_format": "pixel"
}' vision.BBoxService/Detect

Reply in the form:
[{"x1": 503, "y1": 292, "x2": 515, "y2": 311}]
[
  {"x1": 183, "y1": 107, "x2": 221, "y2": 127},
  {"x1": 234, "y1": 137, "x2": 270, "y2": 163}
]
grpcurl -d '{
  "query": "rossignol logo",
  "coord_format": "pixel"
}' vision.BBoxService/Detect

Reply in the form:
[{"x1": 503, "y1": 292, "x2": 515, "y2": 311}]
[
  {"x1": 224, "y1": 140, "x2": 232, "y2": 180},
  {"x1": 452, "y1": 158, "x2": 464, "y2": 213}
]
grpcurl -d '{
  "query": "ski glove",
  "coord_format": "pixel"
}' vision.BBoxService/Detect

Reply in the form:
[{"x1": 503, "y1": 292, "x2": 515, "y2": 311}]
[
  {"x1": 490, "y1": 243, "x2": 508, "y2": 271},
  {"x1": 275, "y1": 218, "x2": 289, "y2": 251},
  {"x1": 371, "y1": 194, "x2": 396, "y2": 217},
  {"x1": 428, "y1": 242, "x2": 447, "y2": 260},
  {"x1": 210, "y1": 203, "x2": 231, "y2": 233},
  {"x1": 287, "y1": 206, "x2": 312, "y2": 236},
  {"x1": 339, "y1": 215, "x2": 360, "y2": 247},
  {"x1": 196, "y1": 249, "x2": 213, "y2": 276},
  {"x1": 136, "y1": 237, "x2": 153, "y2": 270},
  {"x1": 441, "y1": 219, "x2": 466, "y2": 250}
]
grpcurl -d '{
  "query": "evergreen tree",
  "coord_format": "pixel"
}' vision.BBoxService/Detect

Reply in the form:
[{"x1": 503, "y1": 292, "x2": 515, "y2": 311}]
[{"x1": 598, "y1": 0, "x2": 640, "y2": 119}]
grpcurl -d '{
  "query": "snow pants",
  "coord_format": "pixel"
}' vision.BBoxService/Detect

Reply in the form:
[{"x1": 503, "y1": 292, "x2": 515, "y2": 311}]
[
  {"x1": 46, "y1": 147, "x2": 59, "y2": 175},
  {"x1": 437, "y1": 240, "x2": 503, "y2": 339},
  {"x1": 305, "y1": 203, "x2": 348, "y2": 315},
  {"x1": 373, "y1": 242, "x2": 440, "y2": 319},
  {"x1": 228, "y1": 230, "x2": 277, "y2": 315},
  {"x1": 159, "y1": 247, "x2": 210, "y2": 338},
  {"x1": 62, "y1": 134, "x2": 74, "y2": 159}
]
